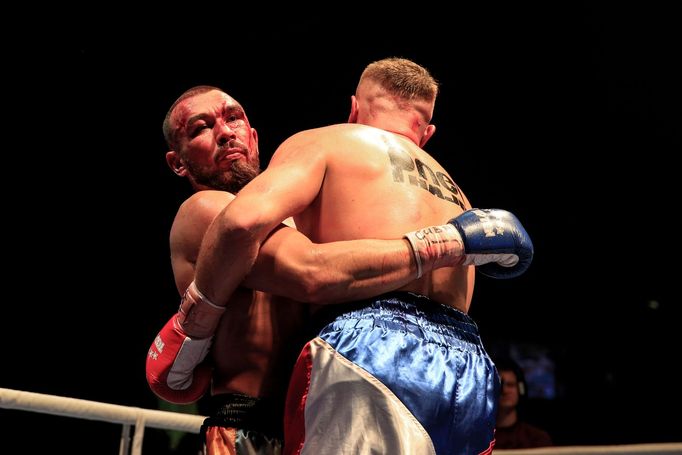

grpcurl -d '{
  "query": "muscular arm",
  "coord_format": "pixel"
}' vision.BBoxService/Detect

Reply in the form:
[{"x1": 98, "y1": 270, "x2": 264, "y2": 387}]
[
  {"x1": 247, "y1": 226, "x2": 418, "y2": 304},
  {"x1": 170, "y1": 192, "x2": 231, "y2": 295},
  {"x1": 194, "y1": 129, "x2": 330, "y2": 305},
  {"x1": 173, "y1": 189, "x2": 419, "y2": 304},
  {"x1": 151, "y1": 179, "x2": 420, "y2": 403}
]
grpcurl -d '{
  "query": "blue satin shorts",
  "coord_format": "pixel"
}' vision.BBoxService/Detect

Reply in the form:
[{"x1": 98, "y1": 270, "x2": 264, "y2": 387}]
[{"x1": 284, "y1": 292, "x2": 499, "y2": 455}]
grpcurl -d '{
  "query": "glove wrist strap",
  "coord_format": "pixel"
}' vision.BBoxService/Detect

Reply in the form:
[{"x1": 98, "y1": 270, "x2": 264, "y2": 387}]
[
  {"x1": 177, "y1": 281, "x2": 225, "y2": 339},
  {"x1": 404, "y1": 224, "x2": 465, "y2": 279}
]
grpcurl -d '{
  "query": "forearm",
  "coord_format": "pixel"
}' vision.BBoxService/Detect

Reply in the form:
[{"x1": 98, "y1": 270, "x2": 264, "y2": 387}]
[
  {"x1": 245, "y1": 234, "x2": 419, "y2": 304},
  {"x1": 307, "y1": 238, "x2": 419, "y2": 304},
  {"x1": 193, "y1": 203, "x2": 273, "y2": 305}
]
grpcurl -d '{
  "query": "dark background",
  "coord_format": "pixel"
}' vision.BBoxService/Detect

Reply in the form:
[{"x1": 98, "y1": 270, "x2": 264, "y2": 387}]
[{"x1": 4, "y1": 4, "x2": 680, "y2": 453}]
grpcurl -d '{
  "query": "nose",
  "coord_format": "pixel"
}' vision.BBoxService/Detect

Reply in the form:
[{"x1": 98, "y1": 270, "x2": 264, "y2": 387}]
[{"x1": 216, "y1": 120, "x2": 237, "y2": 146}]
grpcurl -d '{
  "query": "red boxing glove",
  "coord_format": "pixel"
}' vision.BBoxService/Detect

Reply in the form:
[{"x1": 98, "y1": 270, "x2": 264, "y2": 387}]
[{"x1": 146, "y1": 282, "x2": 225, "y2": 404}]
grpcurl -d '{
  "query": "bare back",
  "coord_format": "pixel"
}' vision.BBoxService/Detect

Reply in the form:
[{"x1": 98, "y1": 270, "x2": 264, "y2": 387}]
[{"x1": 290, "y1": 123, "x2": 474, "y2": 312}]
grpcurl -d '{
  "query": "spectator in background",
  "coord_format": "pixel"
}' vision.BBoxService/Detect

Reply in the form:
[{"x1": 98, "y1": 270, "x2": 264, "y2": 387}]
[{"x1": 495, "y1": 358, "x2": 554, "y2": 449}]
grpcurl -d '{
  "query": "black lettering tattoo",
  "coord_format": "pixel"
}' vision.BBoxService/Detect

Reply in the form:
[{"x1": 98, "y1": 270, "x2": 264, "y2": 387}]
[
  {"x1": 388, "y1": 147, "x2": 415, "y2": 183},
  {"x1": 409, "y1": 174, "x2": 428, "y2": 190},
  {"x1": 437, "y1": 172, "x2": 462, "y2": 196},
  {"x1": 388, "y1": 147, "x2": 465, "y2": 210},
  {"x1": 416, "y1": 160, "x2": 439, "y2": 186},
  {"x1": 443, "y1": 193, "x2": 465, "y2": 209}
]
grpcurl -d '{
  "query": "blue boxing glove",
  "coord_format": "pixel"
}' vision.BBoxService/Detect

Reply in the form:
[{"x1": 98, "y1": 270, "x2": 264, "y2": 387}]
[
  {"x1": 449, "y1": 208, "x2": 533, "y2": 279},
  {"x1": 404, "y1": 208, "x2": 533, "y2": 279}
]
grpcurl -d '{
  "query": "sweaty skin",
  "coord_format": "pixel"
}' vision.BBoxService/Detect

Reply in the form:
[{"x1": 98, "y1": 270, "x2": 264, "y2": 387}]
[
  {"x1": 164, "y1": 89, "x2": 424, "y2": 399},
  {"x1": 196, "y1": 122, "x2": 474, "y2": 316},
  {"x1": 193, "y1": 77, "x2": 476, "y2": 316},
  {"x1": 187, "y1": 61, "x2": 505, "y2": 454},
  {"x1": 166, "y1": 88, "x2": 306, "y2": 398},
  {"x1": 169, "y1": 190, "x2": 307, "y2": 397},
  {"x1": 290, "y1": 124, "x2": 474, "y2": 311}
]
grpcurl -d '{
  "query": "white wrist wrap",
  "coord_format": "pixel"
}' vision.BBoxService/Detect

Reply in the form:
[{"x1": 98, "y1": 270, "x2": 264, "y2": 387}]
[
  {"x1": 176, "y1": 281, "x2": 225, "y2": 339},
  {"x1": 404, "y1": 224, "x2": 464, "y2": 278}
]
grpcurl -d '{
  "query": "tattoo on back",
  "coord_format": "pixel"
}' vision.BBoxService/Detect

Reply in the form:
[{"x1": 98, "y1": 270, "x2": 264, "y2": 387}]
[{"x1": 388, "y1": 147, "x2": 466, "y2": 210}]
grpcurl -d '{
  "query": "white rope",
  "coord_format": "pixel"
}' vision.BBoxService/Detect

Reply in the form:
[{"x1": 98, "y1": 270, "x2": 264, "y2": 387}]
[
  {"x1": 0, "y1": 387, "x2": 205, "y2": 433},
  {"x1": 132, "y1": 412, "x2": 147, "y2": 455},
  {"x1": 119, "y1": 424, "x2": 132, "y2": 455},
  {"x1": 2, "y1": 387, "x2": 681, "y2": 455}
]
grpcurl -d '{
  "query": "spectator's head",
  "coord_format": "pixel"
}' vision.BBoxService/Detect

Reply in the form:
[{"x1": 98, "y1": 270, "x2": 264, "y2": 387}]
[{"x1": 497, "y1": 358, "x2": 527, "y2": 412}]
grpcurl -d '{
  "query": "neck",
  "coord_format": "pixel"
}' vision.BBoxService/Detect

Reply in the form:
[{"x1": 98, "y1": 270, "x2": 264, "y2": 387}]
[
  {"x1": 496, "y1": 407, "x2": 518, "y2": 428},
  {"x1": 363, "y1": 115, "x2": 420, "y2": 145},
  {"x1": 384, "y1": 126, "x2": 420, "y2": 145}
]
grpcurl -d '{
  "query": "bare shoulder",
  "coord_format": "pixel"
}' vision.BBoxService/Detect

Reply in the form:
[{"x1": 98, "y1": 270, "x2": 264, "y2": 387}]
[
  {"x1": 418, "y1": 149, "x2": 472, "y2": 210},
  {"x1": 423, "y1": 152, "x2": 472, "y2": 211},
  {"x1": 273, "y1": 124, "x2": 367, "y2": 155},
  {"x1": 177, "y1": 191, "x2": 234, "y2": 221},
  {"x1": 386, "y1": 140, "x2": 473, "y2": 213},
  {"x1": 287, "y1": 123, "x2": 358, "y2": 139},
  {"x1": 171, "y1": 190, "x2": 234, "y2": 239},
  {"x1": 169, "y1": 190, "x2": 235, "y2": 281}
]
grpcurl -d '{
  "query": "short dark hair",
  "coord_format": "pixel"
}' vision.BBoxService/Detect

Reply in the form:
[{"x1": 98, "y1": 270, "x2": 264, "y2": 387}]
[
  {"x1": 162, "y1": 85, "x2": 224, "y2": 150},
  {"x1": 496, "y1": 357, "x2": 527, "y2": 397},
  {"x1": 358, "y1": 57, "x2": 439, "y2": 102}
]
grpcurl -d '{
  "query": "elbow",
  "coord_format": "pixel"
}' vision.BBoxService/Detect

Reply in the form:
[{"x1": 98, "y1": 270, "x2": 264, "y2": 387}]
[
  {"x1": 274, "y1": 244, "x2": 348, "y2": 304},
  {"x1": 282, "y1": 262, "x2": 325, "y2": 303},
  {"x1": 216, "y1": 206, "x2": 267, "y2": 243},
  {"x1": 296, "y1": 273, "x2": 328, "y2": 304},
  {"x1": 291, "y1": 263, "x2": 345, "y2": 304}
]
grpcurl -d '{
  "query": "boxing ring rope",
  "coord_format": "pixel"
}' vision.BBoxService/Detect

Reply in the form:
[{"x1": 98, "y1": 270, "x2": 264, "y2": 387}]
[
  {"x1": 0, "y1": 387, "x2": 204, "y2": 455},
  {"x1": 1, "y1": 387, "x2": 681, "y2": 455}
]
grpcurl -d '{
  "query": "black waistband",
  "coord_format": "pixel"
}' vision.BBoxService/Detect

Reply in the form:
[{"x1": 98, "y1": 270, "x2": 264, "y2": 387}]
[{"x1": 201, "y1": 393, "x2": 283, "y2": 439}]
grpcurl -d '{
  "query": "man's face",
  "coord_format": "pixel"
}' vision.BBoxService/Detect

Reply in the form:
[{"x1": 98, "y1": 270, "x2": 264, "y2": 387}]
[
  {"x1": 499, "y1": 370, "x2": 520, "y2": 409},
  {"x1": 170, "y1": 90, "x2": 260, "y2": 193}
]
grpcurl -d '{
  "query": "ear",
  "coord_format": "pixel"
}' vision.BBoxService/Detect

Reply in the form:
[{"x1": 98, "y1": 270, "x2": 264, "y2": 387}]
[
  {"x1": 166, "y1": 151, "x2": 188, "y2": 177},
  {"x1": 251, "y1": 127, "x2": 260, "y2": 157},
  {"x1": 348, "y1": 95, "x2": 359, "y2": 123},
  {"x1": 419, "y1": 124, "x2": 436, "y2": 148}
]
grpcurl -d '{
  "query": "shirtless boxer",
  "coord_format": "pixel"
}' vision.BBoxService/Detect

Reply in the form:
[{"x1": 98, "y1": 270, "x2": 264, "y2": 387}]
[
  {"x1": 191, "y1": 59, "x2": 533, "y2": 455},
  {"x1": 145, "y1": 85, "x2": 477, "y2": 454}
]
